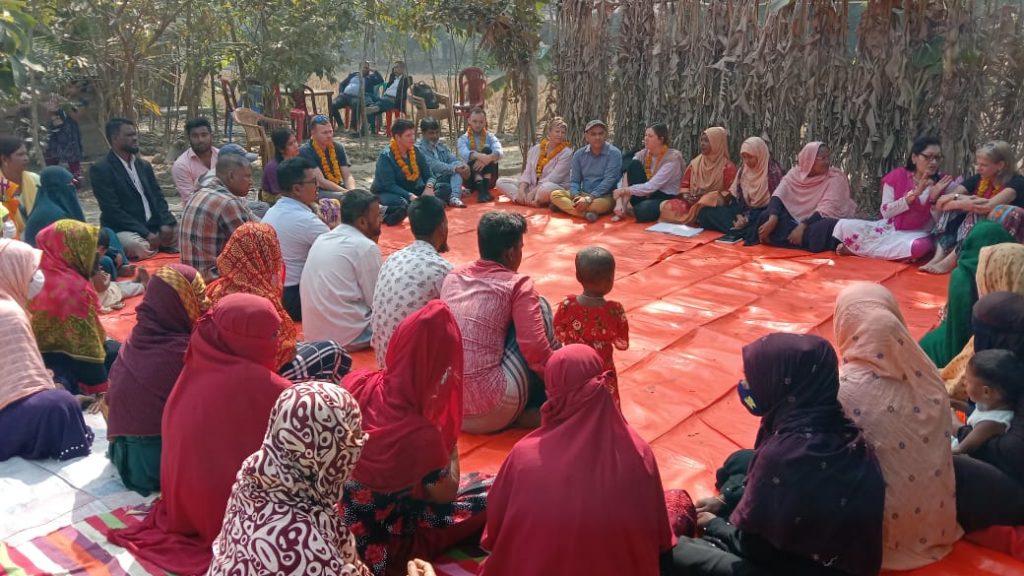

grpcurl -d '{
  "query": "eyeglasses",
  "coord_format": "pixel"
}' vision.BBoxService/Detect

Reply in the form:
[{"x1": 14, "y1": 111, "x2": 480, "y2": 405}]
[
  {"x1": 311, "y1": 114, "x2": 330, "y2": 125},
  {"x1": 919, "y1": 153, "x2": 943, "y2": 162}
]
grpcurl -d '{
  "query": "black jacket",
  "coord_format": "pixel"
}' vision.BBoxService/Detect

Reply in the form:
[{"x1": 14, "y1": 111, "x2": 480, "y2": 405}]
[{"x1": 90, "y1": 150, "x2": 176, "y2": 237}]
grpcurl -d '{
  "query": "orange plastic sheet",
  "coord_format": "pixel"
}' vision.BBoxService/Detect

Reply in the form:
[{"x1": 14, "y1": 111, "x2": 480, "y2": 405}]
[{"x1": 100, "y1": 202, "x2": 1024, "y2": 575}]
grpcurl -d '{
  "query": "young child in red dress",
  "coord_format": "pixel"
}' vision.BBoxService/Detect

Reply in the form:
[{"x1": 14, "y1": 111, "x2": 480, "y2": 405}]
[{"x1": 554, "y1": 246, "x2": 630, "y2": 407}]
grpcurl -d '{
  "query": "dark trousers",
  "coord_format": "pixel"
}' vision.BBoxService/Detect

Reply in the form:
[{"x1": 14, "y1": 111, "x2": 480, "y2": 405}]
[
  {"x1": 625, "y1": 157, "x2": 674, "y2": 222},
  {"x1": 752, "y1": 196, "x2": 840, "y2": 253},
  {"x1": 283, "y1": 284, "x2": 302, "y2": 321},
  {"x1": 469, "y1": 146, "x2": 499, "y2": 193},
  {"x1": 330, "y1": 93, "x2": 378, "y2": 130}
]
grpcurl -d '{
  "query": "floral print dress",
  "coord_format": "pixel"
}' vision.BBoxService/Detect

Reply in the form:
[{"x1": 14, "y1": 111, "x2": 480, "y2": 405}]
[{"x1": 553, "y1": 296, "x2": 630, "y2": 406}]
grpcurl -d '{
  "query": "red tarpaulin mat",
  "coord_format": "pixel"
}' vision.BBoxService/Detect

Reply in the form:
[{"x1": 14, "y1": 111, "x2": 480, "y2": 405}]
[{"x1": 97, "y1": 201, "x2": 1024, "y2": 575}]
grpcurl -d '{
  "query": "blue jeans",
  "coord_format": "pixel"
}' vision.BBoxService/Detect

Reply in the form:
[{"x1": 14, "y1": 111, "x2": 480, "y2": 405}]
[{"x1": 376, "y1": 191, "x2": 410, "y2": 226}]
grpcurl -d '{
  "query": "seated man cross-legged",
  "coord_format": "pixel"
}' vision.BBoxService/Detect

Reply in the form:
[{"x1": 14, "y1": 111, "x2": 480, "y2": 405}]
[
  {"x1": 298, "y1": 115, "x2": 356, "y2": 200},
  {"x1": 301, "y1": 189, "x2": 382, "y2": 351},
  {"x1": 441, "y1": 211, "x2": 559, "y2": 433},
  {"x1": 90, "y1": 117, "x2": 178, "y2": 260},
  {"x1": 457, "y1": 107, "x2": 502, "y2": 203},
  {"x1": 261, "y1": 156, "x2": 330, "y2": 321},
  {"x1": 417, "y1": 117, "x2": 470, "y2": 208},
  {"x1": 550, "y1": 119, "x2": 622, "y2": 222},
  {"x1": 370, "y1": 118, "x2": 436, "y2": 226},
  {"x1": 179, "y1": 150, "x2": 257, "y2": 282}
]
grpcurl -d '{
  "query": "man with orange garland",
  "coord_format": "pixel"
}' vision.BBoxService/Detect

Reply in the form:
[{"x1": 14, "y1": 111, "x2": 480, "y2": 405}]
[
  {"x1": 370, "y1": 118, "x2": 436, "y2": 226},
  {"x1": 298, "y1": 115, "x2": 356, "y2": 201}
]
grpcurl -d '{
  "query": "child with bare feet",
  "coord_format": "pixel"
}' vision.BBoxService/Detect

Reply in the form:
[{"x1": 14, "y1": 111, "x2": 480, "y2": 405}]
[
  {"x1": 553, "y1": 246, "x2": 630, "y2": 407},
  {"x1": 93, "y1": 242, "x2": 149, "y2": 313},
  {"x1": 951, "y1": 349, "x2": 1023, "y2": 455}
]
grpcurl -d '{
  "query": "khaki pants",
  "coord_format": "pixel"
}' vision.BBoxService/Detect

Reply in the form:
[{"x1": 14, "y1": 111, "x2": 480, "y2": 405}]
[{"x1": 550, "y1": 189, "x2": 614, "y2": 218}]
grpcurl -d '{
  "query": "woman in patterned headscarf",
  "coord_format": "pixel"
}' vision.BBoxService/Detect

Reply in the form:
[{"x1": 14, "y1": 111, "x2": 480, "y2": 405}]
[
  {"x1": 834, "y1": 283, "x2": 960, "y2": 570},
  {"x1": 209, "y1": 382, "x2": 372, "y2": 575},
  {"x1": 29, "y1": 219, "x2": 118, "y2": 395},
  {"x1": 106, "y1": 264, "x2": 209, "y2": 495},
  {"x1": 206, "y1": 222, "x2": 351, "y2": 384}
]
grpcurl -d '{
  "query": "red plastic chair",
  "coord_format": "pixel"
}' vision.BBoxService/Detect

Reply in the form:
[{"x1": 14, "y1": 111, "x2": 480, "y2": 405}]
[{"x1": 453, "y1": 67, "x2": 487, "y2": 126}]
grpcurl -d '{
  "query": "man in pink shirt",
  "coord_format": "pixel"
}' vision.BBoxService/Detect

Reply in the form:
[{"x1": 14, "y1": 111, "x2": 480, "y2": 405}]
[
  {"x1": 440, "y1": 211, "x2": 558, "y2": 433},
  {"x1": 172, "y1": 117, "x2": 219, "y2": 204}
]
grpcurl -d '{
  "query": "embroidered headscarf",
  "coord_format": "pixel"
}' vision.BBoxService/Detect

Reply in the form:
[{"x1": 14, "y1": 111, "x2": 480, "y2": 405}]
[
  {"x1": 206, "y1": 222, "x2": 297, "y2": 369},
  {"x1": 28, "y1": 219, "x2": 106, "y2": 363},
  {"x1": 834, "y1": 283, "x2": 960, "y2": 569},
  {"x1": 208, "y1": 382, "x2": 371, "y2": 576}
]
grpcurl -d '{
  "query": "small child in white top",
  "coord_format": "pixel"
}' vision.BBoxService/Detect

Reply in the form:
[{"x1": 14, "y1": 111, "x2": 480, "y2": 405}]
[{"x1": 951, "y1": 349, "x2": 1023, "y2": 454}]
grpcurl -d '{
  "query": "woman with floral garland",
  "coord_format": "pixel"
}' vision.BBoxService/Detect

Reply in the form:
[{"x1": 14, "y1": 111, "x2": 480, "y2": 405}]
[
  {"x1": 612, "y1": 123, "x2": 685, "y2": 223},
  {"x1": 496, "y1": 117, "x2": 573, "y2": 207},
  {"x1": 921, "y1": 140, "x2": 1024, "y2": 274},
  {"x1": 371, "y1": 118, "x2": 436, "y2": 226}
]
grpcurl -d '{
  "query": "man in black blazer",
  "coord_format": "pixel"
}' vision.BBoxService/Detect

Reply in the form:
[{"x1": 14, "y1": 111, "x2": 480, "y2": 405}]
[{"x1": 90, "y1": 117, "x2": 178, "y2": 260}]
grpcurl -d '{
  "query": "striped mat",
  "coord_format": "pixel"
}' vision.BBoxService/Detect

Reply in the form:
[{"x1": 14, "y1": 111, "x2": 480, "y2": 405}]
[{"x1": 0, "y1": 504, "x2": 485, "y2": 576}]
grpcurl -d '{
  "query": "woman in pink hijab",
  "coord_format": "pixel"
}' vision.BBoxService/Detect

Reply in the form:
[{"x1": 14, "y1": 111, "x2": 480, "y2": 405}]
[{"x1": 753, "y1": 142, "x2": 857, "y2": 253}]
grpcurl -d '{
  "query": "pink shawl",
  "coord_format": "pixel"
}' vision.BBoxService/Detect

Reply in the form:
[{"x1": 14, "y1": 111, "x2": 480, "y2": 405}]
[
  {"x1": 0, "y1": 239, "x2": 55, "y2": 411},
  {"x1": 881, "y1": 167, "x2": 934, "y2": 231},
  {"x1": 773, "y1": 142, "x2": 856, "y2": 221}
]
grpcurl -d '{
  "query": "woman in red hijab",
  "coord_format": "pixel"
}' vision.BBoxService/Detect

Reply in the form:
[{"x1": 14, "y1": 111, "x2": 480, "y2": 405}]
[
  {"x1": 342, "y1": 300, "x2": 489, "y2": 576},
  {"x1": 477, "y1": 344, "x2": 677, "y2": 576},
  {"x1": 107, "y1": 293, "x2": 291, "y2": 575}
]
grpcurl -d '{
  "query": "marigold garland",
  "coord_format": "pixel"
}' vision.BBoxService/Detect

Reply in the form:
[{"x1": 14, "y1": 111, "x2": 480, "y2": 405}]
[
  {"x1": 1, "y1": 179, "x2": 20, "y2": 203},
  {"x1": 312, "y1": 140, "x2": 343, "y2": 185},
  {"x1": 536, "y1": 138, "x2": 569, "y2": 180},
  {"x1": 644, "y1": 146, "x2": 667, "y2": 180},
  {"x1": 390, "y1": 138, "x2": 420, "y2": 182},
  {"x1": 467, "y1": 128, "x2": 487, "y2": 152},
  {"x1": 977, "y1": 177, "x2": 996, "y2": 199}
]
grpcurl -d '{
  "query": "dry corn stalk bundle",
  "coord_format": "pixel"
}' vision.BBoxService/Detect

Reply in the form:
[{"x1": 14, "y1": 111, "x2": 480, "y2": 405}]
[
  {"x1": 556, "y1": 0, "x2": 1024, "y2": 209},
  {"x1": 553, "y1": 0, "x2": 614, "y2": 142},
  {"x1": 613, "y1": 0, "x2": 656, "y2": 150}
]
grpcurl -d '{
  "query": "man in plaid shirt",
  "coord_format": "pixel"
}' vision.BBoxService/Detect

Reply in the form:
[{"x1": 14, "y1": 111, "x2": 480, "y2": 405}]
[{"x1": 179, "y1": 151, "x2": 256, "y2": 281}]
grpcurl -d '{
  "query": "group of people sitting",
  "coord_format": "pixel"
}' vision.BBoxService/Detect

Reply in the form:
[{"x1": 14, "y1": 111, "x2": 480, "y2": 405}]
[{"x1": 2, "y1": 104, "x2": 1024, "y2": 576}]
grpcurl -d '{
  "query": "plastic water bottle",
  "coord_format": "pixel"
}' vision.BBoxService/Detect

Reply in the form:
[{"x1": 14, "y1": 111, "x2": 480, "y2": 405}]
[{"x1": 2, "y1": 218, "x2": 15, "y2": 239}]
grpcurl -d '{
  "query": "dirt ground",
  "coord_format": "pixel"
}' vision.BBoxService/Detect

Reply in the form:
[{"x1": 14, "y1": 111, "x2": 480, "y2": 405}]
[{"x1": 72, "y1": 127, "x2": 524, "y2": 224}]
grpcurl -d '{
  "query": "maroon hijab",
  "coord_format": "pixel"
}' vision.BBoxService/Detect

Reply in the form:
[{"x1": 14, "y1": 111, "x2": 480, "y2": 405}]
[
  {"x1": 106, "y1": 264, "x2": 209, "y2": 437},
  {"x1": 343, "y1": 300, "x2": 463, "y2": 493},
  {"x1": 731, "y1": 333, "x2": 885, "y2": 576},
  {"x1": 479, "y1": 345, "x2": 673, "y2": 576}
]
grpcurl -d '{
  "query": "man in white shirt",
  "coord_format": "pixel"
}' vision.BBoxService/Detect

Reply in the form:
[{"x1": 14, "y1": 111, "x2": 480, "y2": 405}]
[
  {"x1": 262, "y1": 156, "x2": 330, "y2": 321},
  {"x1": 300, "y1": 189, "x2": 382, "y2": 350},
  {"x1": 371, "y1": 195, "x2": 452, "y2": 367},
  {"x1": 171, "y1": 117, "x2": 219, "y2": 204}
]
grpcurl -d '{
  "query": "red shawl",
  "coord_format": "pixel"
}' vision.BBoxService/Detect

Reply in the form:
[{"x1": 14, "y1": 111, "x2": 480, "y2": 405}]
[
  {"x1": 343, "y1": 300, "x2": 463, "y2": 493},
  {"x1": 478, "y1": 345, "x2": 673, "y2": 576},
  {"x1": 107, "y1": 293, "x2": 290, "y2": 575}
]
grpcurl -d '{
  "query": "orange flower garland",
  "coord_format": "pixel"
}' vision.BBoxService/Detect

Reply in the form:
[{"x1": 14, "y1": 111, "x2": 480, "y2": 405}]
[
  {"x1": 644, "y1": 146, "x2": 667, "y2": 179},
  {"x1": 535, "y1": 138, "x2": 569, "y2": 180},
  {"x1": 312, "y1": 140, "x2": 343, "y2": 184},
  {"x1": 390, "y1": 138, "x2": 420, "y2": 182},
  {"x1": 977, "y1": 177, "x2": 995, "y2": 199},
  {"x1": 467, "y1": 128, "x2": 487, "y2": 152}
]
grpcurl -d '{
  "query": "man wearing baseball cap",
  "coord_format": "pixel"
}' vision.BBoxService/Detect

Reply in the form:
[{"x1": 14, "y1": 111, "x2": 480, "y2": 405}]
[{"x1": 549, "y1": 119, "x2": 622, "y2": 222}]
